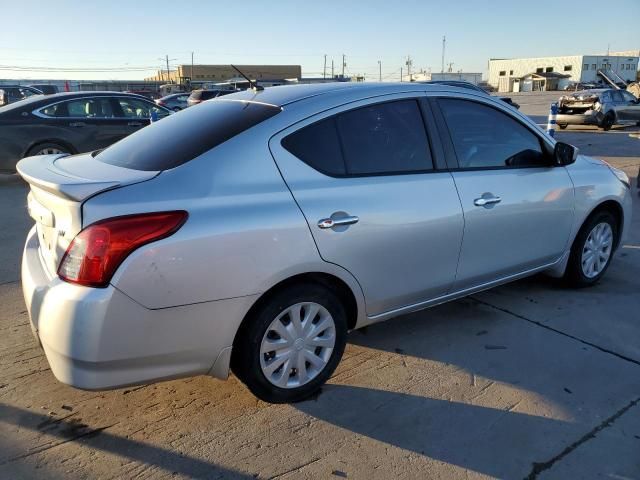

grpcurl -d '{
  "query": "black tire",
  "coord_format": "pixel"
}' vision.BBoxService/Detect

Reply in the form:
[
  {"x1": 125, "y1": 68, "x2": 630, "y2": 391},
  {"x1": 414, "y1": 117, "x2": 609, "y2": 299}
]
[
  {"x1": 173, "y1": 107, "x2": 182, "y2": 112},
  {"x1": 26, "y1": 142, "x2": 71, "y2": 157},
  {"x1": 564, "y1": 210, "x2": 618, "y2": 287},
  {"x1": 558, "y1": 123, "x2": 568, "y2": 130},
  {"x1": 232, "y1": 283, "x2": 348, "y2": 403},
  {"x1": 600, "y1": 112, "x2": 615, "y2": 131}
]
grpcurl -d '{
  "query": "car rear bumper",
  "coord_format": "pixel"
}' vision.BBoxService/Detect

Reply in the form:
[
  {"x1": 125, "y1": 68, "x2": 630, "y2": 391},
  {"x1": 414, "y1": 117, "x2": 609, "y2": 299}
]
[
  {"x1": 556, "y1": 112, "x2": 601, "y2": 126},
  {"x1": 22, "y1": 225, "x2": 257, "y2": 390}
]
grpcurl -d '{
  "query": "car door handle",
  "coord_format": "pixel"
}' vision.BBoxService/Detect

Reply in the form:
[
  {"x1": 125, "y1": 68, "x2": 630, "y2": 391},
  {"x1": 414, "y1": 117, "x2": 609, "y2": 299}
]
[
  {"x1": 474, "y1": 196, "x2": 502, "y2": 207},
  {"x1": 128, "y1": 121, "x2": 143, "y2": 127},
  {"x1": 69, "y1": 122, "x2": 86, "y2": 127},
  {"x1": 317, "y1": 215, "x2": 359, "y2": 229}
]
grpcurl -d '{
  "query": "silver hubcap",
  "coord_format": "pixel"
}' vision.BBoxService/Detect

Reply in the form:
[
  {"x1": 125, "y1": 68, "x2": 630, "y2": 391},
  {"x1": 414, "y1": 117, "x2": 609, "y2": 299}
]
[
  {"x1": 260, "y1": 302, "x2": 336, "y2": 389},
  {"x1": 36, "y1": 147, "x2": 64, "y2": 155},
  {"x1": 581, "y1": 222, "x2": 613, "y2": 278}
]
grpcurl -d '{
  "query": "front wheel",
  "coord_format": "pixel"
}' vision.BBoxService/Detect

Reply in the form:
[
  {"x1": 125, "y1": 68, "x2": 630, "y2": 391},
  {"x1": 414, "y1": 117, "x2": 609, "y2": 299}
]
[
  {"x1": 564, "y1": 210, "x2": 617, "y2": 287},
  {"x1": 558, "y1": 123, "x2": 568, "y2": 130},
  {"x1": 232, "y1": 283, "x2": 348, "y2": 403},
  {"x1": 600, "y1": 112, "x2": 615, "y2": 131}
]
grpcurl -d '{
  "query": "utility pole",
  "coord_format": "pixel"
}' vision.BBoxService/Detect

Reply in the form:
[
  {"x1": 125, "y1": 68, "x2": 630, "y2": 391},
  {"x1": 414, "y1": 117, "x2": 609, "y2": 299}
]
[
  {"x1": 342, "y1": 54, "x2": 346, "y2": 78},
  {"x1": 406, "y1": 56, "x2": 413, "y2": 82},
  {"x1": 400, "y1": 67, "x2": 403, "y2": 82},
  {"x1": 323, "y1": 54, "x2": 327, "y2": 79},
  {"x1": 165, "y1": 54, "x2": 170, "y2": 82},
  {"x1": 378, "y1": 60, "x2": 382, "y2": 82},
  {"x1": 191, "y1": 51, "x2": 194, "y2": 84},
  {"x1": 447, "y1": 62, "x2": 454, "y2": 73},
  {"x1": 441, "y1": 35, "x2": 446, "y2": 73},
  {"x1": 331, "y1": 59, "x2": 334, "y2": 78}
]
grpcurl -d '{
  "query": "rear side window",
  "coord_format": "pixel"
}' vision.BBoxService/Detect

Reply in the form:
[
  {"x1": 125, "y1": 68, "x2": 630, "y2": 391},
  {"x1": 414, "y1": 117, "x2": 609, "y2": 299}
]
[
  {"x1": 97, "y1": 100, "x2": 281, "y2": 171},
  {"x1": 282, "y1": 99, "x2": 433, "y2": 176}
]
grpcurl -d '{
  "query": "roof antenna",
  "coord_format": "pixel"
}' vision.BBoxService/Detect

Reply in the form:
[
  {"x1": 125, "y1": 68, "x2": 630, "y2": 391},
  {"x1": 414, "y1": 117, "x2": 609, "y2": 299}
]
[{"x1": 231, "y1": 65, "x2": 264, "y2": 91}]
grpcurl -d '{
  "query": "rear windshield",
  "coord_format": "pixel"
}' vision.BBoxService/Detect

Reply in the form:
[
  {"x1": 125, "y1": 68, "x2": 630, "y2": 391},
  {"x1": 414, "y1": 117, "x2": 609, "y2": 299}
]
[{"x1": 97, "y1": 99, "x2": 281, "y2": 171}]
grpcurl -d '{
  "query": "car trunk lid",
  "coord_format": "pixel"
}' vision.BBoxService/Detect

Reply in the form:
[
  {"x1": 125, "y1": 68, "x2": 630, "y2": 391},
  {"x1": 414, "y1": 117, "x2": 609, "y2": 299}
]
[{"x1": 17, "y1": 153, "x2": 159, "y2": 276}]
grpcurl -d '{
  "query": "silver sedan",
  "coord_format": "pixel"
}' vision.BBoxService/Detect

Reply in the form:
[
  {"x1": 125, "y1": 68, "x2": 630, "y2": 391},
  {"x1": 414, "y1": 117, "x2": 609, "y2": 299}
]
[{"x1": 18, "y1": 83, "x2": 632, "y2": 403}]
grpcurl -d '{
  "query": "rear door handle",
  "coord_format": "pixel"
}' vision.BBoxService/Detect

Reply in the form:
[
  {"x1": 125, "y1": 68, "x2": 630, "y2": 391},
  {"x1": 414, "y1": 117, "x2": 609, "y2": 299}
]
[
  {"x1": 474, "y1": 196, "x2": 502, "y2": 207},
  {"x1": 317, "y1": 215, "x2": 359, "y2": 229},
  {"x1": 69, "y1": 122, "x2": 86, "y2": 127}
]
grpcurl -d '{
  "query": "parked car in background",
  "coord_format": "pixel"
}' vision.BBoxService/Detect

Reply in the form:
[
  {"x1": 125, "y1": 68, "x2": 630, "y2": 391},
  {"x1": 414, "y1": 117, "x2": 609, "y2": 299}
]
[
  {"x1": 17, "y1": 83, "x2": 631, "y2": 403},
  {"x1": 0, "y1": 85, "x2": 43, "y2": 106},
  {"x1": 0, "y1": 91, "x2": 171, "y2": 172},
  {"x1": 186, "y1": 89, "x2": 237, "y2": 107},
  {"x1": 425, "y1": 80, "x2": 520, "y2": 109},
  {"x1": 557, "y1": 88, "x2": 640, "y2": 130},
  {"x1": 124, "y1": 90, "x2": 160, "y2": 100},
  {"x1": 563, "y1": 82, "x2": 601, "y2": 91},
  {"x1": 28, "y1": 84, "x2": 59, "y2": 95},
  {"x1": 156, "y1": 92, "x2": 190, "y2": 111}
]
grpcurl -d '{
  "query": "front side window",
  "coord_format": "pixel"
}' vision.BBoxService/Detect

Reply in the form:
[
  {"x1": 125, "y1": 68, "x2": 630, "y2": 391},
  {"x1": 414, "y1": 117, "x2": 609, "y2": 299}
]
[
  {"x1": 621, "y1": 91, "x2": 637, "y2": 103},
  {"x1": 611, "y1": 91, "x2": 625, "y2": 102},
  {"x1": 439, "y1": 98, "x2": 547, "y2": 169},
  {"x1": 116, "y1": 97, "x2": 168, "y2": 119},
  {"x1": 282, "y1": 99, "x2": 434, "y2": 176}
]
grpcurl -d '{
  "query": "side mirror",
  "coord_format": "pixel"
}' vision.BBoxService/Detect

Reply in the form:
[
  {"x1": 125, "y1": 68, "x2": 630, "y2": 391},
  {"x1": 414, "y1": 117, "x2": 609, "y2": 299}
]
[{"x1": 554, "y1": 142, "x2": 578, "y2": 166}]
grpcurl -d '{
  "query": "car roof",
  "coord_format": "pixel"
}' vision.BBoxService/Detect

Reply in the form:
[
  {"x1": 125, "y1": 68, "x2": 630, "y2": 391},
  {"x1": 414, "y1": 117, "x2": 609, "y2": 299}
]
[{"x1": 225, "y1": 82, "x2": 458, "y2": 107}]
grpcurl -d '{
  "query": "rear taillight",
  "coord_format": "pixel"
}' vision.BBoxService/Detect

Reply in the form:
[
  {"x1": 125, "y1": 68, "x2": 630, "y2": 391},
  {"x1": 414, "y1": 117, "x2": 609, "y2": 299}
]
[{"x1": 58, "y1": 211, "x2": 188, "y2": 288}]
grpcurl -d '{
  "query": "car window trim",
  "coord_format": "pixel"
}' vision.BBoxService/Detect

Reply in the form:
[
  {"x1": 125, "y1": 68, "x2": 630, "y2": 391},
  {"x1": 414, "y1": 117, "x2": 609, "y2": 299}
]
[
  {"x1": 279, "y1": 95, "x2": 443, "y2": 179},
  {"x1": 32, "y1": 95, "x2": 169, "y2": 120},
  {"x1": 430, "y1": 95, "x2": 556, "y2": 172}
]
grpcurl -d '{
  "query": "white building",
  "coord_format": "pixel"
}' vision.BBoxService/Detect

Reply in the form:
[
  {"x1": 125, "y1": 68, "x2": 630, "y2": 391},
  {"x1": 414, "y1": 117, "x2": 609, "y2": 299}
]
[{"x1": 488, "y1": 54, "x2": 639, "y2": 92}]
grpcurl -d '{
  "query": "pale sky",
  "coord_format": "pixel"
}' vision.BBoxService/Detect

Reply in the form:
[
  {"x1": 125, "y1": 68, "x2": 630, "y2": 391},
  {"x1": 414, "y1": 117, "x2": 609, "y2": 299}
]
[{"x1": 1, "y1": 0, "x2": 638, "y2": 81}]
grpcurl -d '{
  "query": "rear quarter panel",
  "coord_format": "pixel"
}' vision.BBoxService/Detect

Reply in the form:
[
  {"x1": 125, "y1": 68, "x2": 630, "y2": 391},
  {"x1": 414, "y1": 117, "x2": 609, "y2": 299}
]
[{"x1": 83, "y1": 122, "x2": 367, "y2": 325}]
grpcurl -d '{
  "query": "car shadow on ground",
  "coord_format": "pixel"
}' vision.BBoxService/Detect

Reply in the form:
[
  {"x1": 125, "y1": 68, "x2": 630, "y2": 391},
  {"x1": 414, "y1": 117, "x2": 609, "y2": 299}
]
[
  {"x1": 293, "y1": 276, "x2": 639, "y2": 478},
  {"x1": 0, "y1": 403, "x2": 252, "y2": 479}
]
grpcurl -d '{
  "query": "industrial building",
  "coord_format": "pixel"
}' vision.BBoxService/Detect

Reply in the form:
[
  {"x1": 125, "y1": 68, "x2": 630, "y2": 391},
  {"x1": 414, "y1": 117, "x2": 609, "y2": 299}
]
[
  {"x1": 488, "y1": 53, "x2": 639, "y2": 92},
  {"x1": 145, "y1": 64, "x2": 302, "y2": 84}
]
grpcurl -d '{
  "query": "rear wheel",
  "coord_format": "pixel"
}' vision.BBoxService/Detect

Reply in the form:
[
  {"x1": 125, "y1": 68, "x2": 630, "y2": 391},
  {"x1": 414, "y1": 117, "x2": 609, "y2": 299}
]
[
  {"x1": 232, "y1": 283, "x2": 347, "y2": 403},
  {"x1": 600, "y1": 112, "x2": 615, "y2": 131},
  {"x1": 26, "y1": 142, "x2": 70, "y2": 157},
  {"x1": 564, "y1": 210, "x2": 617, "y2": 287}
]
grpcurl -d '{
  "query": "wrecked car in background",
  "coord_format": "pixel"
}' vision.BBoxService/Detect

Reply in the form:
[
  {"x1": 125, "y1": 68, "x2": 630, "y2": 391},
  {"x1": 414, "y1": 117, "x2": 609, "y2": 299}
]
[{"x1": 557, "y1": 88, "x2": 640, "y2": 130}]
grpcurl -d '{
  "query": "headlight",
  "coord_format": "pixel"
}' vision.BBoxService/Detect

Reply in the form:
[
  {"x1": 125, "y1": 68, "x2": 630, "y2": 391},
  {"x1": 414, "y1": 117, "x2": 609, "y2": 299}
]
[{"x1": 609, "y1": 166, "x2": 630, "y2": 189}]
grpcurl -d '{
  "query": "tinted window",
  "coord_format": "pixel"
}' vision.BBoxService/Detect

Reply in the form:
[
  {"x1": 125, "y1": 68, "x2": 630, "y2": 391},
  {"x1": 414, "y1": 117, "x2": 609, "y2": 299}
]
[
  {"x1": 611, "y1": 91, "x2": 625, "y2": 102},
  {"x1": 281, "y1": 118, "x2": 346, "y2": 175},
  {"x1": 337, "y1": 100, "x2": 432, "y2": 174},
  {"x1": 97, "y1": 100, "x2": 281, "y2": 171},
  {"x1": 621, "y1": 91, "x2": 637, "y2": 102},
  {"x1": 44, "y1": 98, "x2": 115, "y2": 118},
  {"x1": 282, "y1": 100, "x2": 433, "y2": 176},
  {"x1": 439, "y1": 98, "x2": 546, "y2": 169},
  {"x1": 116, "y1": 97, "x2": 168, "y2": 118}
]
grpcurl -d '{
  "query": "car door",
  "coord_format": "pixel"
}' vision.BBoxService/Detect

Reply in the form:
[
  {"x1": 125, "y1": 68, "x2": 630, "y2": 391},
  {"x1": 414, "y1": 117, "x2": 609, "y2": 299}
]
[
  {"x1": 269, "y1": 95, "x2": 464, "y2": 317},
  {"x1": 619, "y1": 91, "x2": 640, "y2": 121},
  {"x1": 431, "y1": 96, "x2": 574, "y2": 291},
  {"x1": 36, "y1": 97, "x2": 126, "y2": 153}
]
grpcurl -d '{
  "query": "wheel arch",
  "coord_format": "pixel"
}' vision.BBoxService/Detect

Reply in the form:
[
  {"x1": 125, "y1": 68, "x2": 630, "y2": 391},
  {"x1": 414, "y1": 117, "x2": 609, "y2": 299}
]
[
  {"x1": 23, "y1": 138, "x2": 77, "y2": 158},
  {"x1": 576, "y1": 199, "x2": 624, "y2": 250}
]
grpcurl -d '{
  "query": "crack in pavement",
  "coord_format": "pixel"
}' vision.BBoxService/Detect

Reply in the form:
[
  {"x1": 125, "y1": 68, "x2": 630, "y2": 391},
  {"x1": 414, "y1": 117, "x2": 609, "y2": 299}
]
[
  {"x1": 524, "y1": 396, "x2": 640, "y2": 479},
  {"x1": 471, "y1": 297, "x2": 640, "y2": 367}
]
